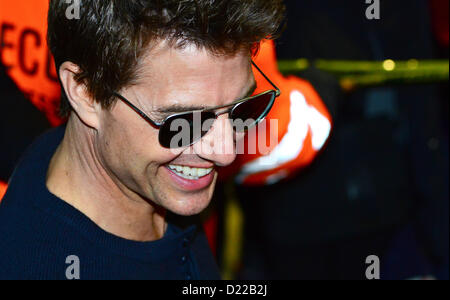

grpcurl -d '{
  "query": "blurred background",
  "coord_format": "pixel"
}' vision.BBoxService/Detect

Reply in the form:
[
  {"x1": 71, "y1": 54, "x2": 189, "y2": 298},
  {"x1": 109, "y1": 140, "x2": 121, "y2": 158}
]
[{"x1": 0, "y1": 0, "x2": 448, "y2": 280}]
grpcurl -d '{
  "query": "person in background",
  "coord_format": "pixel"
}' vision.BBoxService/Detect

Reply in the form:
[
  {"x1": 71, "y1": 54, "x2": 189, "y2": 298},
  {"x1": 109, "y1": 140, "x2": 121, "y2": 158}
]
[
  {"x1": 221, "y1": 40, "x2": 332, "y2": 186},
  {"x1": 232, "y1": 0, "x2": 448, "y2": 280},
  {"x1": 0, "y1": 0, "x2": 62, "y2": 125},
  {"x1": 0, "y1": 0, "x2": 59, "y2": 199},
  {"x1": 0, "y1": 63, "x2": 49, "y2": 197}
]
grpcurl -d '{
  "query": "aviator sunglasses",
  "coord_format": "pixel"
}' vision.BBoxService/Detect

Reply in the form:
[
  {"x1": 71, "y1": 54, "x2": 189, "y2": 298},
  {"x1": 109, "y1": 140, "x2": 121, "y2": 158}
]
[{"x1": 113, "y1": 62, "x2": 281, "y2": 149}]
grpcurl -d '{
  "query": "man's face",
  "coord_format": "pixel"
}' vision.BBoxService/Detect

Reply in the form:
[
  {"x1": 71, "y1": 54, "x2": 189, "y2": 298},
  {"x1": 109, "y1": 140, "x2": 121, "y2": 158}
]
[{"x1": 95, "y1": 43, "x2": 254, "y2": 216}]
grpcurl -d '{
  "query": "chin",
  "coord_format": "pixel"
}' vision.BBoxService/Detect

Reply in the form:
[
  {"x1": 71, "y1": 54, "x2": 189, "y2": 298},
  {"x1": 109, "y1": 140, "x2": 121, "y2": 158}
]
[
  {"x1": 163, "y1": 193, "x2": 213, "y2": 217},
  {"x1": 166, "y1": 203, "x2": 211, "y2": 217}
]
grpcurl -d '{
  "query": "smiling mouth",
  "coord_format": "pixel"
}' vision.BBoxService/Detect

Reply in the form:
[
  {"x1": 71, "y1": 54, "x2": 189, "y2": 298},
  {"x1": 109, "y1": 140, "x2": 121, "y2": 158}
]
[{"x1": 167, "y1": 164, "x2": 214, "y2": 180}]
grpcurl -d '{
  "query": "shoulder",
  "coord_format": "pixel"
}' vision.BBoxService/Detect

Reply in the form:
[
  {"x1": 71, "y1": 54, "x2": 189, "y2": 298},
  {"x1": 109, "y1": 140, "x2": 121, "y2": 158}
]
[
  {"x1": 0, "y1": 201, "x2": 98, "y2": 280},
  {"x1": 0, "y1": 172, "x2": 88, "y2": 279},
  {"x1": 0, "y1": 206, "x2": 67, "y2": 279}
]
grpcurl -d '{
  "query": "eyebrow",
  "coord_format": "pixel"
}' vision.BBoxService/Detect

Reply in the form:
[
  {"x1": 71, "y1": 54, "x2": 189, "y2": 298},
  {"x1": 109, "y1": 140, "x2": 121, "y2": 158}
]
[{"x1": 155, "y1": 81, "x2": 258, "y2": 114}]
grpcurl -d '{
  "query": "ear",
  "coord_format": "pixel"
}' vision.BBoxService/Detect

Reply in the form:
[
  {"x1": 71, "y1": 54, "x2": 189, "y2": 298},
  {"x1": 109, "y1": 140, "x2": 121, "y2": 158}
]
[{"x1": 59, "y1": 62, "x2": 101, "y2": 129}]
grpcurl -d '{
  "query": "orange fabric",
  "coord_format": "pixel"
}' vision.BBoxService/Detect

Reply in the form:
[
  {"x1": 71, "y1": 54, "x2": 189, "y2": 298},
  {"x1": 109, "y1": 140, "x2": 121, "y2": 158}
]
[
  {"x1": 220, "y1": 40, "x2": 333, "y2": 185},
  {"x1": 0, "y1": 181, "x2": 7, "y2": 202},
  {"x1": 0, "y1": 0, "x2": 62, "y2": 126}
]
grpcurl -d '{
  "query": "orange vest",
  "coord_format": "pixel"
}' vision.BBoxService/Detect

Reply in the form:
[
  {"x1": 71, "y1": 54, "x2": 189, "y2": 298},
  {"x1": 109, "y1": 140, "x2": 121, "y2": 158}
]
[
  {"x1": 0, "y1": 181, "x2": 6, "y2": 202},
  {"x1": 220, "y1": 40, "x2": 333, "y2": 185},
  {"x1": 0, "y1": 0, "x2": 62, "y2": 126}
]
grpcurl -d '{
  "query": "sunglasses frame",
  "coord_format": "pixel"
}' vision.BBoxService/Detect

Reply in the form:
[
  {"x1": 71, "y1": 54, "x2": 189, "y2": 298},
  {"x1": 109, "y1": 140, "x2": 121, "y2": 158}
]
[{"x1": 113, "y1": 61, "x2": 281, "y2": 148}]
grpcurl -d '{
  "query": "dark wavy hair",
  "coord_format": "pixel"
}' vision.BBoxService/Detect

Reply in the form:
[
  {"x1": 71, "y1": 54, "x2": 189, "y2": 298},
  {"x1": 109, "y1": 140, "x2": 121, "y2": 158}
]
[{"x1": 47, "y1": 0, "x2": 286, "y2": 117}]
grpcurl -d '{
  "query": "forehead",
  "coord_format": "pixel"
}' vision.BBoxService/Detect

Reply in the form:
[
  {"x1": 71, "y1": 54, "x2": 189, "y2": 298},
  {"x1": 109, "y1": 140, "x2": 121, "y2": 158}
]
[{"x1": 131, "y1": 42, "x2": 254, "y2": 109}]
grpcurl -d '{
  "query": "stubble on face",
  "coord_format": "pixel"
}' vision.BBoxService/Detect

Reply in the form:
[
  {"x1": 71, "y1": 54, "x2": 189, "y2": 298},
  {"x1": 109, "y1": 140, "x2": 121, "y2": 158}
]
[{"x1": 97, "y1": 42, "x2": 254, "y2": 216}]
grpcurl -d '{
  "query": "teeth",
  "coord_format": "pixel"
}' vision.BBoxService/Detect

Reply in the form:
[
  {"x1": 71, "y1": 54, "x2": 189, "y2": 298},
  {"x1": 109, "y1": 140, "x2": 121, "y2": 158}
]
[
  {"x1": 197, "y1": 169, "x2": 207, "y2": 177},
  {"x1": 168, "y1": 165, "x2": 214, "y2": 180},
  {"x1": 183, "y1": 166, "x2": 190, "y2": 176}
]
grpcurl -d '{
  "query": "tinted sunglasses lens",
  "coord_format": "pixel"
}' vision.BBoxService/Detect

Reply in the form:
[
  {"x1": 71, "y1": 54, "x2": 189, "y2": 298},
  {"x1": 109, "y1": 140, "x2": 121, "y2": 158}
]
[
  {"x1": 159, "y1": 111, "x2": 216, "y2": 148},
  {"x1": 231, "y1": 91, "x2": 276, "y2": 132}
]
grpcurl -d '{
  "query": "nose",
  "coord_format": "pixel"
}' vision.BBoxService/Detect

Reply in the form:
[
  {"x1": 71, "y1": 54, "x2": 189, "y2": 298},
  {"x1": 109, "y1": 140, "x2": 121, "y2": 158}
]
[{"x1": 192, "y1": 114, "x2": 237, "y2": 167}]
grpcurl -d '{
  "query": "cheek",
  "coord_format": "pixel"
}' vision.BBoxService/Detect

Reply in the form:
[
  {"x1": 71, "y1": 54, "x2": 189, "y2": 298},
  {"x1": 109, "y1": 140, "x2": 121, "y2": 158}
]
[{"x1": 98, "y1": 113, "x2": 180, "y2": 178}]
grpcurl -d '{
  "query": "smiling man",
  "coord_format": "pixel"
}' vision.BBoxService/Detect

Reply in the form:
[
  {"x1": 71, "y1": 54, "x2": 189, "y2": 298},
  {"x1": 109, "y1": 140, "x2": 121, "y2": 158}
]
[{"x1": 0, "y1": 0, "x2": 285, "y2": 280}]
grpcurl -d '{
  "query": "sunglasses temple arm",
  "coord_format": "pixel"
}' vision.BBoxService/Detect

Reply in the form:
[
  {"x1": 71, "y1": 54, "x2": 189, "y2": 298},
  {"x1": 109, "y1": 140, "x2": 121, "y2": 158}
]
[
  {"x1": 113, "y1": 92, "x2": 162, "y2": 128},
  {"x1": 251, "y1": 61, "x2": 281, "y2": 97}
]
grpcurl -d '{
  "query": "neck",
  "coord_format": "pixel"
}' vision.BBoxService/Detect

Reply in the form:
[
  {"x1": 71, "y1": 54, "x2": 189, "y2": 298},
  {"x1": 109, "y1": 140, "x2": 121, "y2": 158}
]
[{"x1": 46, "y1": 116, "x2": 167, "y2": 242}]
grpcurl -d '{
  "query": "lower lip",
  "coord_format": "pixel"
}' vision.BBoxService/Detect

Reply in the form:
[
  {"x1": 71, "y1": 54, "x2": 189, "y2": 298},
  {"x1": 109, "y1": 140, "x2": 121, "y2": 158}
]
[{"x1": 165, "y1": 166, "x2": 215, "y2": 192}]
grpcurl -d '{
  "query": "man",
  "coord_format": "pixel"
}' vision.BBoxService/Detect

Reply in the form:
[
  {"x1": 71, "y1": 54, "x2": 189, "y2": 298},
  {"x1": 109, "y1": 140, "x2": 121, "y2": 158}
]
[{"x1": 0, "y1": 0, "x2": 285, "y2": 280}]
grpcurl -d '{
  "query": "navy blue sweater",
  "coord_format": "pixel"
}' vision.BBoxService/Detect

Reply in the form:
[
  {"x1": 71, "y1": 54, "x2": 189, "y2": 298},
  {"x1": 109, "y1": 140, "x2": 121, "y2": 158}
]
[{"x1": 0, "y1": 126, "x2": 221, "y2": 280}]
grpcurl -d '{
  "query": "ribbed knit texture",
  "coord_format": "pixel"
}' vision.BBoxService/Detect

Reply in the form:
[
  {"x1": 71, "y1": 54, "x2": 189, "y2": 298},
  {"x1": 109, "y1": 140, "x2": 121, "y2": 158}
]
[{"x1": 0, "y1": 126, "x2": 221, "y2": 280}]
